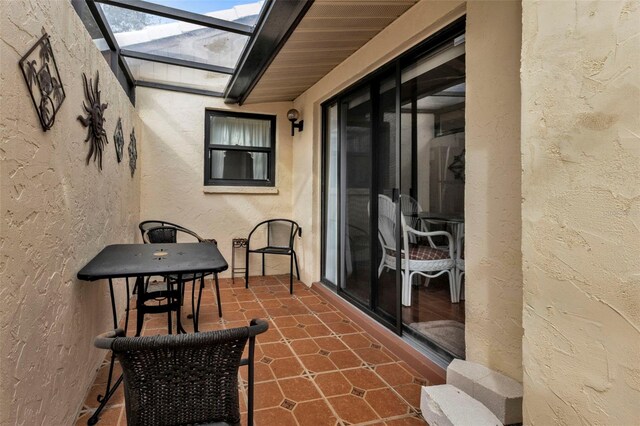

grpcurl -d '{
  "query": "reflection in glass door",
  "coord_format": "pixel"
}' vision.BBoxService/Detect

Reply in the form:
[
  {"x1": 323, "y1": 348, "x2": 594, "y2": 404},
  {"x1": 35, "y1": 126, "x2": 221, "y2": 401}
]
[{"x1": 341, "y1": 87, "x2": 372, "y2": 305}]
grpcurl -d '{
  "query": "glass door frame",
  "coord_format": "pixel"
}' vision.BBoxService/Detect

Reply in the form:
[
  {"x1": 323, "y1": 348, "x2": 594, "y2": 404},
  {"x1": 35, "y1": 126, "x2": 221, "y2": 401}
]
[{"x1": 320, "y1": 17, "x2": 467, "y2": 336}]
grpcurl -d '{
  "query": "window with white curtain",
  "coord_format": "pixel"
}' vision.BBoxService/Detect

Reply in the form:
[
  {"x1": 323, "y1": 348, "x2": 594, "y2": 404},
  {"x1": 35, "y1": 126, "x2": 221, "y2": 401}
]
[{"x1": 204, "y1": 110, "x2": 276, "y2": 186}]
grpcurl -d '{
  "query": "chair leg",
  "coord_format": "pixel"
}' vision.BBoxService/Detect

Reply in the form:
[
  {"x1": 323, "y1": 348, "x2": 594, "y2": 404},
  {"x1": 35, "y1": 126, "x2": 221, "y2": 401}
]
[
  {"x1": 245, "y1": 249, "x2": 250, "y2": 289},
  {"x1": 448, "y1": 270, "x2": 458, "y2": 303},
  {"x1": 214, "y1": 273, "x2": 223, "y2": 318},
  {"x1": 289, "y1": 253, "x2": 294, "y2": 294},
  {"x1": 293, "y1": 251, "x2": 300, "y2": 280},
  {"x1": 262, "y1": 253, "x2": 265, "y2": 276},
  {"x1": 401, "y1": 271, "x2": 412, "y2": 307},
  {"x1": 247, "y1": 335, "x2": 256, "y2": 426}
]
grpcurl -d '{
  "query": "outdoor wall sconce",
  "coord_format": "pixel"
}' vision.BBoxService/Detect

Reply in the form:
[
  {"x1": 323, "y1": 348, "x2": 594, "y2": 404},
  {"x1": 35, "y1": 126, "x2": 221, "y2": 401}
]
[{"x1": 287, "y1": 109, "x2": 304, "y2": 136}]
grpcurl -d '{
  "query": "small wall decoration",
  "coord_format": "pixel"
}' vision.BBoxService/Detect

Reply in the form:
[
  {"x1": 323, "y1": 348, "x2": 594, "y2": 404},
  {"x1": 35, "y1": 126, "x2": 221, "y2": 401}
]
[
  {"x1": 128, "y1": 128, "x2": 137, "y2": 177},
  {"x1": 448, "y1": 149, "x2": 465, "y2": 182},
  {"x1": 19, "y1": 32, "x2": 65, "y2": 131},
  {"x1": 78, "y1": 71, "x2": 109, "y2": 170},
  {"x1": 113, "y1": 118, "x2": 124, "y2": 163}
]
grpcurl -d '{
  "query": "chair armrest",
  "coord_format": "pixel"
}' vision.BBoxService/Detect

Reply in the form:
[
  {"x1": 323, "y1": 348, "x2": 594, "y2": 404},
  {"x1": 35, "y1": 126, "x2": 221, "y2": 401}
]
[
  {"x1": 405, "y1": 227, "x2": 454, "y2": 257},
  {"x1": 94, "y1": 328, "x2": 125, "y2": 350}
]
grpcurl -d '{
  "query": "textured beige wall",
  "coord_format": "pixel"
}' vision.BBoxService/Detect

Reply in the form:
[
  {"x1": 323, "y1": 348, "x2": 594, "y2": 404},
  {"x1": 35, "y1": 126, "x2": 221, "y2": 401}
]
[
  {"x1": 0, "y1": 0, "x2": 142, "y2": 424},
  {"x1": 521, "y1": 1, "x2": 640, "y2": 424},
  {"x1": 465, "y1": 1, "x2": 523, "y2": 381},
  {"x1": 291, "y1": 0, "x2": 466, "y2": 284},
  {"x1": 136, "y1": 88, "x2": 294, "y2": 277}
]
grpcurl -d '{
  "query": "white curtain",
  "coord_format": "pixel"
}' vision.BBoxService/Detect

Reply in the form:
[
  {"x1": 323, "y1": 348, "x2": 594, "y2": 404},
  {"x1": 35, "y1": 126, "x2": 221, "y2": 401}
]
[{"x1": 209, "y1": 115, "x2": 271, "y2": 180}]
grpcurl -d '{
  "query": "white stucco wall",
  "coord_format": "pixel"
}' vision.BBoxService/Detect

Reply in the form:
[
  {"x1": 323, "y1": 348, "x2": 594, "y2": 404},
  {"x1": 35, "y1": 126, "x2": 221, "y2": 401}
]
[
  {"x1": 135, "y1": 88, "x2": 294, "y2": 277},
  {"x1": 521, "y1": 1, "x2": 640, "y2": 424},
  {"x1": 465, "y1": 1, "x2": 523, "y2": 381},
  {"x1": 0, "y1": 0, "x2": 142, "y2": 424}
]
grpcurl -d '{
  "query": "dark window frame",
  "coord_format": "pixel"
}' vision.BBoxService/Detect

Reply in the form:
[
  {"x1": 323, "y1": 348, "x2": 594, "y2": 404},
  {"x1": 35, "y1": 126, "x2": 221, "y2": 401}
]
[{"x1": 204, "y1": 109, "x2": 276, "y2": 187}]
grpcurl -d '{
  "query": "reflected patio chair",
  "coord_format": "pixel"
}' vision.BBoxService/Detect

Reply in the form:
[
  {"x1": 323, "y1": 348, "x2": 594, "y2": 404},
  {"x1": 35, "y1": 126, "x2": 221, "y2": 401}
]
[
  {"x1": 94, "y1": 319, "x2": 268, "y2": 426},
  {"x1": 245, "y1": 219, "x2": 301, "y2": 294},
  {"x1": 378, "y1": 195, "x2": 457, "y2": 306}
]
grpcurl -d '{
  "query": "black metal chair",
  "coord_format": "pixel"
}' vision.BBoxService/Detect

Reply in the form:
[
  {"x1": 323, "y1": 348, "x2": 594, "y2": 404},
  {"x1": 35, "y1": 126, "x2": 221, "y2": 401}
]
[
  {"x1": 94, "y1": 319, "x2": 268, "y2": 426},
  {"x1": 245, "y1": 219, "x2": 301, "y2": 294},
  {"x1": 137, "y1": 221, "x2": 221, "y2": 335}
]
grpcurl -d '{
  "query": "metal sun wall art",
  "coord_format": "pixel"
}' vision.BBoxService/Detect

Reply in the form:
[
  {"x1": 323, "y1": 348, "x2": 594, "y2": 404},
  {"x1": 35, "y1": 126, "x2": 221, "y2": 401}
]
[
  {"x1": 78, "y1": 71, "x2": 109, "y2": 170},
  {"x1": 114, "y1": 118, "x2": 124, "y2": 163},
  {"x1": 19, "y1": 32, "x2": 65, "y2": 131},
  {"x1": 128, "y1": 128, "x2": 137, "y2": 177}
]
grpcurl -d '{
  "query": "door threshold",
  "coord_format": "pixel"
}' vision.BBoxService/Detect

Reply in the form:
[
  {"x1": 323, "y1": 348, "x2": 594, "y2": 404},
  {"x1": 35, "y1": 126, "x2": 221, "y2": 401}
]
[{"x1": 312, "y1": 282, "x2": 447, "y2": 384}]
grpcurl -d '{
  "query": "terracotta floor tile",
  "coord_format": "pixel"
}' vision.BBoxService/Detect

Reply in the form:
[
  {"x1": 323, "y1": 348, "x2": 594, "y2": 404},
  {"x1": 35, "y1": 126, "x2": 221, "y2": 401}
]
[
  {"x1": 328, "y1": 394, "x2": 380, "y2": 424},
  {"x1": 253, "y1": 381, "x2": 284, "y2": 410},
  {"x1": 254, "y1": 407, "x2": 297, "y2": 426},
  {"x1": 269, "y1": 357, "x2": 304, "y2": 379},
  {"x1": 298, "y1": 354, "x2": 337, "y2": 373},
  {"x1": 260, "y1": 342, "x2": 294, "y2": 359},
  {"x1": 313, "y1": 372, "x2": 350, "y2": 398},
  {"x1": 279, "y1": 326, "x2": 311, "y2": 340},
  {"x1": 394, "y1": 383, "x2": 423, "y2": 409},
  {"x1": 240, "y1": 360, "x2": 275, "y2": 383},
  {"x1": 354, "y1": 347, "x2": 395, "y2": 365},
  {"x1": 314, "y1": 336, "x2": 348, "y2": 352},
  {"x1": 328, "y1": 350, "x2": 362, "y2": 369},
  {"x1": 304, "y1": 323, "x2": 332, "y2": 337},
  {"x1": 365, "y1": 388, "x2": 411, "y2": 418},
  {"x1": 342, "y1": 367, "x2": 386, "y2": 390},
  {"x1": 289, "y1": 339, "x2": 321, "y2": 355},
  {"x1": 341, "y1": 333, "x2": 375, "y2": 350},
  {"x1": 293, "y1": 399, "x2": 337, "y2": 426},
  {"x1": 272, "y1": 315, "x2": 298, "y2": 327},
  {"x1": 278, "y1": 377, "x2": 321, "y2": 402},
  {"x1": 316, "y1": 311, "x2": 346, "y2": 323},
  {"x1": 78, "y1": 275, "x2": 434, "y2": 426},
  {"x1": 375, "y1": 363, "x2": 415, "y2": 386},
  {"x1": 385, "y1": 415, "x2": 427, "y2": 425}
]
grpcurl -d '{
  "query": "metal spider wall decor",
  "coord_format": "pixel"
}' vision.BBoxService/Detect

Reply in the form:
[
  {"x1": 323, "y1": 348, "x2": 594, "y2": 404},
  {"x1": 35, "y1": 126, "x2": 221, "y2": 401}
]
[
  {"x1": 128, "y1": 128, "x2": 137, "y2": 177},
  {"x1": 113, "y1": 117, "x2": 124, "y2": 163},
  {"x1": 448, "y1": 149, "x2": 466, "y2": 182},
  {"x1": 78, "y1": 71, "x2": 109, "y2": 170},
  {"x1": 19, "y1": 31, "x2": 65, "y2": 131}
]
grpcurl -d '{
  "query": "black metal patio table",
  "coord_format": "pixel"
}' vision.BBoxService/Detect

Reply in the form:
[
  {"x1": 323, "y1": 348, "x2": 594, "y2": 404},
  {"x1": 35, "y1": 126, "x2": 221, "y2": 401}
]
[{"x1": 77, "y1": 242, "x2": 228, "y2": 424}]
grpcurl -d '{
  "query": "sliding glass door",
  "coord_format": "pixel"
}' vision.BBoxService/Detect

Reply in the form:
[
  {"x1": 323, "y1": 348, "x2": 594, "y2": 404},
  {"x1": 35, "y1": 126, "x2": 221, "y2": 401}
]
[{"x1": 322, "y1": 19, "x2": 466, "y2": 355}]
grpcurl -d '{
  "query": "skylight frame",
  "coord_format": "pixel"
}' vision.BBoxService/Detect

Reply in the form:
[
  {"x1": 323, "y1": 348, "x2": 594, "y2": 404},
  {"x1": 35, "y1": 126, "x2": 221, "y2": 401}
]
[{"x1": 85, "y1": 0, "x2": 266, "y2": 98}]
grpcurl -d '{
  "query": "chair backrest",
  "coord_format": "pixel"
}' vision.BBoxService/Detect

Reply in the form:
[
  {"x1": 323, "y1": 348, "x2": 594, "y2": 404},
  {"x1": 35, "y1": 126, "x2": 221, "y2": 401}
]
[
  {"x1": 143, "y1": 225, "x2": 203, "y2": 244},
  {"x1": 138, "y1": 220, "x2": 200, "y2": 240},
  {"x1": 378, "y1": 195, "x2": 405, "y2": 251},
  {"x1": 248, "y1": 219, "x2": 301, "y2": 249},
  {"x1": 95, "y1": 319, "x2": 268, "y2": 426},
  {"x1": 400, "y1": 195, "x2": 424, "y2": 235}
]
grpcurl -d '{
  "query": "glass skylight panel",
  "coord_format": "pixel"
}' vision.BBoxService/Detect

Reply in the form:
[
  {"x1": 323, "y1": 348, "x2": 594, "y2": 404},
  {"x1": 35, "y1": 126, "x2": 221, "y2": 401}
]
[
  {"x1": 125, "y1": 57, "x2": 230, "y2": 93},
  {"x1": 101, "y1": 4, "x2": 250, "y2": 69},
  {"x1": 144, "y1": 0, "x2": 266, "y2": 26}
]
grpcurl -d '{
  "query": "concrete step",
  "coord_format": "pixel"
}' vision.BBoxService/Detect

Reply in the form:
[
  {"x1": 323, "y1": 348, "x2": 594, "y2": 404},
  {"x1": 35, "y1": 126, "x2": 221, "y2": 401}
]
[
  {"x1": 447, "y1": 359, "x2": 523, "y2": 425},
  {"x1": 420, "y1": 384, "x2": 503, "y2": 426}
]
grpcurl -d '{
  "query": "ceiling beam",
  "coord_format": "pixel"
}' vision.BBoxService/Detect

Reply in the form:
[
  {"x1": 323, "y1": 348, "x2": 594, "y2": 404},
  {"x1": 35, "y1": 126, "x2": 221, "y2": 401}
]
[
  {"x1": 95, "y1": 0, "x2": 254, "y2": 36},
  {"x1": 135, "y1": 81, "x2": 223, "y2": 98},
  {"x1": 224, "y1": 0, "x2": 314, "y2": 105},
  {"x1": 120, "y1": 50, "x2": 234, "y2": 75}
]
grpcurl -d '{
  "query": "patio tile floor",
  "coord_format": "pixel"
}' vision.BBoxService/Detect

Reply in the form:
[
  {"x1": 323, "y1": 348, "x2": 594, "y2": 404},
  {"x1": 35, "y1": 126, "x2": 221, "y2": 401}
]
[{"x1": 76, "y1": 275, "x2": 428, "y2": 425}]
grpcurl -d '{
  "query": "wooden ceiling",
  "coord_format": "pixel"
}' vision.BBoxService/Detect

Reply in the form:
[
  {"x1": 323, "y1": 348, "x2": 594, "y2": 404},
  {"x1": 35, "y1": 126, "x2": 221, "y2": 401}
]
[{"x1": 243, "y1": 0, "x2": 419, "y2": 104}]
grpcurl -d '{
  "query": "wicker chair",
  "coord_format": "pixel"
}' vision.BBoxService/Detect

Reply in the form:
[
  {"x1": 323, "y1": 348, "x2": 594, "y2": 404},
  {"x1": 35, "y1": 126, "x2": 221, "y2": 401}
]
[
  {"x1": 456, "y1": 235, "x2": 465, "y2": 301},
  {"x1": 378, "y1": 195, "x2": 457, "y2": 306},
  {"x1": 94, "y1": 319, "x2": 268, "y2": 426},
  {"x1": 245, "y1": 219, "x2": 301, "y2": 294}
]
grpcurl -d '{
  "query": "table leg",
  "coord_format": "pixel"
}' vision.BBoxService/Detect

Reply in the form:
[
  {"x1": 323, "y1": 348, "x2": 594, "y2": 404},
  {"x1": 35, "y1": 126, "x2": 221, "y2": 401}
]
[
  {"x1": 135, "y1": 275, "x2": 145, "y2": 337},
  {"x1": 88, "y1": 277, "x2": 132, "y2": 425},
  {"x1": 176, "y1": 274, "x2": 187, "y2": 334}
]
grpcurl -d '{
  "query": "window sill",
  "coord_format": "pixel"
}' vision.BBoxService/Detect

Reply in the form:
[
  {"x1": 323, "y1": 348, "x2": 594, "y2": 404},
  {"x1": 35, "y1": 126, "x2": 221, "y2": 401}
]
[{"x1": 202, "y1": 186, "x2": 279, "y2": 195}]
